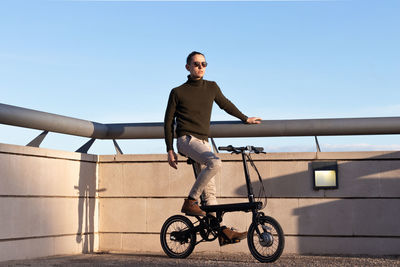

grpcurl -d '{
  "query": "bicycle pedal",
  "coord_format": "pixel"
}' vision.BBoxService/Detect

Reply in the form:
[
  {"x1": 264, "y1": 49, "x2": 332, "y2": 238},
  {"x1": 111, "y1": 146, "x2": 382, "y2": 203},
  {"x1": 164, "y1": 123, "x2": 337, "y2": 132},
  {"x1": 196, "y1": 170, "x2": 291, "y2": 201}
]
[
  {"x1": 218, "y1": 236, "x2": 241, "y2": 246},
  {"x1": 183, "y1": 212, "x2": 205, "y2": 217}
]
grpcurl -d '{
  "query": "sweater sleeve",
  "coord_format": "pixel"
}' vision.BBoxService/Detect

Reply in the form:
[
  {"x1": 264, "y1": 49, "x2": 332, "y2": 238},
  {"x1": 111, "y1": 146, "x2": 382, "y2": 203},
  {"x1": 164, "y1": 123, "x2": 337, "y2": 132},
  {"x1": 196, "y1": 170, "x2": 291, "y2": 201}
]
[
  {"x1": 164, "y1": 89, "x2": 177, "y2": 152},
  {"x1": 214, "y1": 83, "x2": 248, "y2": 122}
]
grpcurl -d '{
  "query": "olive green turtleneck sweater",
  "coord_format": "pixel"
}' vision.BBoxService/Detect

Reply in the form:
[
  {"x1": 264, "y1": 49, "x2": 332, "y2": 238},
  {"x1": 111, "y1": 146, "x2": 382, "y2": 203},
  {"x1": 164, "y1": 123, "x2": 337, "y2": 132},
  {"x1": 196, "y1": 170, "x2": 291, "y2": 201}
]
[{"x1": 164, "y1": 76, "x2": 248, "y2": 152}]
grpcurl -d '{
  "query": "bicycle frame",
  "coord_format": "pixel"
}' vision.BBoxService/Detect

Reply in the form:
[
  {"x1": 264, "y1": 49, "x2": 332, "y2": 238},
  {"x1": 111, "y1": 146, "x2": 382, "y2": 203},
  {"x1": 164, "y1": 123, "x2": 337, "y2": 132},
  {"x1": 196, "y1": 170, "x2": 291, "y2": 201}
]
[{"x1": 187, "y1": 147, "x2": 263, "y2": 225}]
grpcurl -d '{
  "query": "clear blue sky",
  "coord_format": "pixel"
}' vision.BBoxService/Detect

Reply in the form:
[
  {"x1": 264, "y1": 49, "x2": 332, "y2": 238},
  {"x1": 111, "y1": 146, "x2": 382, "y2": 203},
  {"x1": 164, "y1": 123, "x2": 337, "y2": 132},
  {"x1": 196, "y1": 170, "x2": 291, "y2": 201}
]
[{"x1": 1, "y1": 0, "x2": 399, "y2": 154}]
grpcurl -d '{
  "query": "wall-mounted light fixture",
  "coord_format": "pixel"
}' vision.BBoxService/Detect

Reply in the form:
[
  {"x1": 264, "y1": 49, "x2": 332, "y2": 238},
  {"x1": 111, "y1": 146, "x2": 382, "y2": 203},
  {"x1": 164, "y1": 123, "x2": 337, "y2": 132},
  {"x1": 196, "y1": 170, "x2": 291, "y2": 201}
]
[{"x1": 312, "y1": 161, "x2": 338, "y2": 190}]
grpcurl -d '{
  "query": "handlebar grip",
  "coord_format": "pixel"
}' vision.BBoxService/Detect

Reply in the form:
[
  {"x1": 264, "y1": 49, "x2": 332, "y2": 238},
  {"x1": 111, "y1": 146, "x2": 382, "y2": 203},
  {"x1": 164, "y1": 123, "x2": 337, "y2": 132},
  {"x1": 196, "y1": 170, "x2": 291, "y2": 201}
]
[
  {"x1": 252, "y1": 146, "x2": 264, "y2": 153},
  {"x1": 218, "y1": 145, "x2": 233, "y2": 151}
]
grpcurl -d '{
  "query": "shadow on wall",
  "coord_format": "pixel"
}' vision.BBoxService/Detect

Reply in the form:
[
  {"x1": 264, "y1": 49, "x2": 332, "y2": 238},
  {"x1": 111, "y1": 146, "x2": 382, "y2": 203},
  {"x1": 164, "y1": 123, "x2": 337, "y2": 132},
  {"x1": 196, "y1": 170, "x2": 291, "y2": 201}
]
[
  {"x1": 74, "y1": 157, "x2": 104, "y2": 253},
  {"x1": 234, "y1": 151, "x2": 400, "y2": 255}
]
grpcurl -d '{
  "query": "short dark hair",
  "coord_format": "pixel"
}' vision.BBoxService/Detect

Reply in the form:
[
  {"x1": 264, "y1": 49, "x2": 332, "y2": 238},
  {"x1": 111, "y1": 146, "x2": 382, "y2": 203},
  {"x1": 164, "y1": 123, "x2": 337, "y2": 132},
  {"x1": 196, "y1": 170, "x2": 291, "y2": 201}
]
[{"x1": 186, "y1": 51, "x2": 205, "y2": 65}]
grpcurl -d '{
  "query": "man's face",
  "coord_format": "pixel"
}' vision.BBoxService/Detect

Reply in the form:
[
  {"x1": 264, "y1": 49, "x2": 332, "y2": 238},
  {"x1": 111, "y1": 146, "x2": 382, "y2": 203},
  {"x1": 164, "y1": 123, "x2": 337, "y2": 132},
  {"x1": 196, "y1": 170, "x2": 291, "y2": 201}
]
[{"x1": 186, "y1": 54, "x2": 207, "y2": 80}]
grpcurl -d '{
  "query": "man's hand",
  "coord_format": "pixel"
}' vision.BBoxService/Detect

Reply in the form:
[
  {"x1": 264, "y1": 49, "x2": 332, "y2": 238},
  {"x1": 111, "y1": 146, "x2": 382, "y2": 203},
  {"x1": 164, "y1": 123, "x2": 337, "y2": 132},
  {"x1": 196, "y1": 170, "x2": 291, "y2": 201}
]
[
  {"x1": 246, "y1": 117, "x2": 262, "y2": 124},
  {"x1": 167, "y1": 150, "x2": 178, "y2": 169}
]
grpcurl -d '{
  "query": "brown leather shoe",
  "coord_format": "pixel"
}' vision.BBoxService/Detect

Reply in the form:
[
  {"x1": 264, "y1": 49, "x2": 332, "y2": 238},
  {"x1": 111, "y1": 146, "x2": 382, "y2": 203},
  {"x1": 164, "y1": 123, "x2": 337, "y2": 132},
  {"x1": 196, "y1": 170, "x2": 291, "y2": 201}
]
[
  {"x1": 223, "y1": 227, "x2": 247, "y2": 240},
  {"x1": 181, "y1": 199, "x2": 206, "y2": 216},
  {"x1": 219, "y1": 227, "x2": 247, "y2": 246}
]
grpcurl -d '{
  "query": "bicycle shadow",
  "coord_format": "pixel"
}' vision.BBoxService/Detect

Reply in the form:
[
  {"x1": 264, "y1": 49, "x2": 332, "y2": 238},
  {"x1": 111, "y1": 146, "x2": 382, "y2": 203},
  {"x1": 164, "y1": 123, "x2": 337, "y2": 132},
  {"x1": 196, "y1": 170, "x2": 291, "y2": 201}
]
[{"x1": 233, "y1": 151, "x2": 400, "y2": 254}]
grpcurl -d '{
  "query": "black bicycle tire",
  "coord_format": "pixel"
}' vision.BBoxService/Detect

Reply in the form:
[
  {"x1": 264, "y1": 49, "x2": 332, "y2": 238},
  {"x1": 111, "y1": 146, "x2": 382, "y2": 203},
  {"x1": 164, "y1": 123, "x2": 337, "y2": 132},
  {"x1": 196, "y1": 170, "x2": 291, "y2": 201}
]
[
  {"x1": 247, "y1": 216, "x2": 285, "y2": 263},
  {"x1": 160, "y1": 215, "x2": 196, "y2": 258}
]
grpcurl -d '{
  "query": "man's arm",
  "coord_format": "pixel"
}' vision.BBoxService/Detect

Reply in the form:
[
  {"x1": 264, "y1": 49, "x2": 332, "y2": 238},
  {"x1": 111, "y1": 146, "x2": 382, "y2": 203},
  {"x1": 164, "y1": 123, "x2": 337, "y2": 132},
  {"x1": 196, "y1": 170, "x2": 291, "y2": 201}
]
[
  {"x1": 214, "y1": 83, "x2": 262, "y2": 124},
  {"x1": 214, "y1": 84, "x2": 247, "y2": 122},
  {"x1": 164, "y1": 89, "x2": 179, "y2": 169},
  {"x1": 164, "y1": 89, "x2": 177, "y2": 151}
]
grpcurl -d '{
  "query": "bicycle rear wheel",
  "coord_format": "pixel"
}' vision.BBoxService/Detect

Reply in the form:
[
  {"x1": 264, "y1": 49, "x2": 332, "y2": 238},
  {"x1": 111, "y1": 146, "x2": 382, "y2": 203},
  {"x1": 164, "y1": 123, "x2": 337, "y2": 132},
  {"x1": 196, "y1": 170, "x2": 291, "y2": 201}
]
[
  {"x1": 160, "y1": 215, "x2": 196, "y2": 258},
  {"x1": 247, "y1": 216, "x2": 284, "y2": 263}
]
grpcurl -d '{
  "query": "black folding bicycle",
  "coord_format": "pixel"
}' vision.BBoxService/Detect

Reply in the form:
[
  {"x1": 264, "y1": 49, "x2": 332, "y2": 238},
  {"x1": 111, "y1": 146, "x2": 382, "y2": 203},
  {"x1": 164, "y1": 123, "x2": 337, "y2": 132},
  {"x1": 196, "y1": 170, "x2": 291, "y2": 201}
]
[{"x1": 160, "y1": 145, "x2": 285, "y2": 263}]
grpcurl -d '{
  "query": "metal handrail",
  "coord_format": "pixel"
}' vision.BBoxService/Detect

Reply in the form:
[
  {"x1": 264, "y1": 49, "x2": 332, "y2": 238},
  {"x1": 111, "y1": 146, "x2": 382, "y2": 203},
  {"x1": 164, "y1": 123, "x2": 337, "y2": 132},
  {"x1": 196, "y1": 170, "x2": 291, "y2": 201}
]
[
  {"x1": 2, "y1": 103, "x2": 400, "y2": 139},
  {"x1": 2, "y1": 102, "x2": 400, "y2": 153},
  {"x1": 0, "y1": 103, "x2": 108, "y2": 139}
]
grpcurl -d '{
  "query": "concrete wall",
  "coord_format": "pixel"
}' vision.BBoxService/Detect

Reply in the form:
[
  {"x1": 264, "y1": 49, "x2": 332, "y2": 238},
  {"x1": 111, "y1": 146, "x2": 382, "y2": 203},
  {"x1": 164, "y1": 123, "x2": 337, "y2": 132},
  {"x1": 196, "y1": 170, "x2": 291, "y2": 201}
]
[
  {"x1": 98, "y1": 151, "x2": 400, "y2": 256},
  {"x1": 0, "y1": 143, "x2": 99, "y2": 262},
  {"x1": 1, "y1": 142, "x2": 399, "y2": 262}
]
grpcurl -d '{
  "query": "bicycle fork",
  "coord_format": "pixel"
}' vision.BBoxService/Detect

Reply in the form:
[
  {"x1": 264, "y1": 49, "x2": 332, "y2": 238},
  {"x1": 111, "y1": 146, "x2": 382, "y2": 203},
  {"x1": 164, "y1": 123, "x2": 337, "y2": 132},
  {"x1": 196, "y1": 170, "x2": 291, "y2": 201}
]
[{"x1": 252, "y1": 211, "x2": 274, "y2": 248}]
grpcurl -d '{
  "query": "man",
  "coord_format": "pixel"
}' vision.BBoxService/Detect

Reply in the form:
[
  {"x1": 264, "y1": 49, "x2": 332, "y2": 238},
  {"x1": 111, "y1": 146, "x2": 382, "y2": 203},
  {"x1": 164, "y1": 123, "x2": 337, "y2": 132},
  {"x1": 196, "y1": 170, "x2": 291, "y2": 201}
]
[{"x1": 164, "y1": 51, "x2": 261, "y2": 243}]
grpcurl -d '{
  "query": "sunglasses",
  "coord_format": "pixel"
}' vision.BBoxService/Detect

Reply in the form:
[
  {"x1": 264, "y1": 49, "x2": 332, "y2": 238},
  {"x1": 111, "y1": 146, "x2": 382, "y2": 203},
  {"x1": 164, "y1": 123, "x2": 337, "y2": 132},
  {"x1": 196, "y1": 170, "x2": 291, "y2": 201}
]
[{"x1": 193, "y1": 61, "x2": 208, "y2": 68}]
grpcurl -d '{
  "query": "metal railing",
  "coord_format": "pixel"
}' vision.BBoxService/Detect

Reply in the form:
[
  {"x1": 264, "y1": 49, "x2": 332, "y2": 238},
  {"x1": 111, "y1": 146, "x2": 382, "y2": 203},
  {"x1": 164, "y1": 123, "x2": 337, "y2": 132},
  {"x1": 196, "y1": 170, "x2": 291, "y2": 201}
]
[{"x1": 2, "y1": 102, "x2": 400, "y2": 153}]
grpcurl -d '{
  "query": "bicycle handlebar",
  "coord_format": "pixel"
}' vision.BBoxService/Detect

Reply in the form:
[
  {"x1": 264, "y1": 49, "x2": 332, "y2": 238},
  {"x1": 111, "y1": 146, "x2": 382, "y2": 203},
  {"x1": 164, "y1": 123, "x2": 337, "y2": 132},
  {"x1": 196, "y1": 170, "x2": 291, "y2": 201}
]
[{"x1": 218, "y1": 145, "x2": 265, "y2": 154}]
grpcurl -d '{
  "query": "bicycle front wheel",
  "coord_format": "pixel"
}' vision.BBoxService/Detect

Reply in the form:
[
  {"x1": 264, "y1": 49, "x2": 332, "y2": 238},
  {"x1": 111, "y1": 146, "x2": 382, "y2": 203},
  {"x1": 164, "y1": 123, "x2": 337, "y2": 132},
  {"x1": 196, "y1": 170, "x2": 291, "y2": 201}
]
[
  {"x1": 160, "y1": 215, "x2": 196, "y2": 258},
  {"x1": 247, "y1": 216, "x2": 285, "y2": 263}
]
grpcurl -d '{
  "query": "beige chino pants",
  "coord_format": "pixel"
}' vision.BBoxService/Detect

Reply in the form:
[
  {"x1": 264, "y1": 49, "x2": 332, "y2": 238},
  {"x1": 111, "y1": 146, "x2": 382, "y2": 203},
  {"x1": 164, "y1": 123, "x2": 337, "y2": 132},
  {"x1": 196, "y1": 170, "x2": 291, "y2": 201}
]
[{"x1": 177, "y1": 135, "x2": 222, "y2": 206}]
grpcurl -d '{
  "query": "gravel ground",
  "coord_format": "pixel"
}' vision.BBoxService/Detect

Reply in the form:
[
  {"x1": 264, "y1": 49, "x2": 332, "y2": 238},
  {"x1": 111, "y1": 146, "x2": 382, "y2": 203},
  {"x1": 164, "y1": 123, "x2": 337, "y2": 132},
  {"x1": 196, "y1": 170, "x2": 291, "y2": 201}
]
[{"x1": 1, "y1": 252, "x2": 400, "y2": 267}]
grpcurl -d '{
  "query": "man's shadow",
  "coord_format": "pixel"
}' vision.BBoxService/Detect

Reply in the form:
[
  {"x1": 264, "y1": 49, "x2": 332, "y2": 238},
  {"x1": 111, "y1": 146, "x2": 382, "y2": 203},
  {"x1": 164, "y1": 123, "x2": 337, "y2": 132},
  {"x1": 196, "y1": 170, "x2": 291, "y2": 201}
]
[{"x1": 74, "y1": 158, "x2": 106, "y2": 253}]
